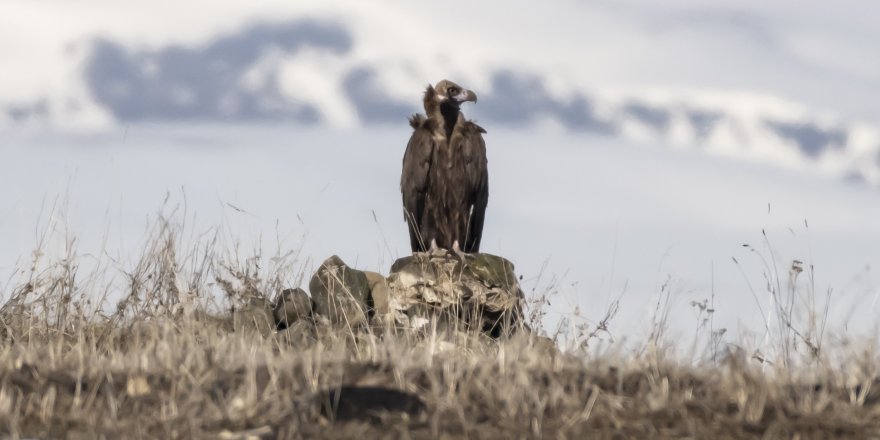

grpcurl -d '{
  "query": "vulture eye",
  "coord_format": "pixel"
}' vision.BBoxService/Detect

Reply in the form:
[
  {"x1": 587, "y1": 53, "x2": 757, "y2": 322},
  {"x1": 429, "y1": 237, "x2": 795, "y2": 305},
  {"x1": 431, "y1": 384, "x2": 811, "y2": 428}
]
[{"x1": 448, "y1": 87, "x2": 458, "y2": 95}]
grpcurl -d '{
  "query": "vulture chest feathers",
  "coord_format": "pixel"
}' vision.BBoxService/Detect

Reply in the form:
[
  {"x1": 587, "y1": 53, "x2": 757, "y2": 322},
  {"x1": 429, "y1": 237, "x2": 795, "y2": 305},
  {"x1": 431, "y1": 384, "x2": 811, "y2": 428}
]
[{"x1": 401, "y1": 80, "x2": 488, "y2": 253}]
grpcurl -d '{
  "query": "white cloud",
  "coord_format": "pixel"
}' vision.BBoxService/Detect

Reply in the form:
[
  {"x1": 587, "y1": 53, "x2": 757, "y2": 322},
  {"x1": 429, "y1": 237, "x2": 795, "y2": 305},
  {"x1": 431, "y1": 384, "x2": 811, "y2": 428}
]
[{"x1": 278, "y1": 49, "x2": 358, "y2": 127}]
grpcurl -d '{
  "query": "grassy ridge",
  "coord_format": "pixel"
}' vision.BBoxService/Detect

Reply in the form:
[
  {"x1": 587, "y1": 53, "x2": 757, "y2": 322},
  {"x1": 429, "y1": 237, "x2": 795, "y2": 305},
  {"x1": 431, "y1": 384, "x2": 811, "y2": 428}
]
[{"x1": 0, "y1": 214, "x2": 878, "y2": 439}]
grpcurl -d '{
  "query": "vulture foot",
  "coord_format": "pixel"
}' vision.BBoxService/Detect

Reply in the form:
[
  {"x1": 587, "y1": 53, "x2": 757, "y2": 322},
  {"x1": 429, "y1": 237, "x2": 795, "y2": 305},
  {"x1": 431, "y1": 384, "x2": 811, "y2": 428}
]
[{"x1": 452, "y1": 240, "x2": 469, "y2": 269}]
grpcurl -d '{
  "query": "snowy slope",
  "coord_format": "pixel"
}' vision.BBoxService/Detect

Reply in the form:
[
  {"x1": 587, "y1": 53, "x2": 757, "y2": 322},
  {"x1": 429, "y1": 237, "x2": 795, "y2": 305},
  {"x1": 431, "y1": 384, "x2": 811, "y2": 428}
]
[{"x1": 1, "y1": 2, "x2": 878, "y2": 183}]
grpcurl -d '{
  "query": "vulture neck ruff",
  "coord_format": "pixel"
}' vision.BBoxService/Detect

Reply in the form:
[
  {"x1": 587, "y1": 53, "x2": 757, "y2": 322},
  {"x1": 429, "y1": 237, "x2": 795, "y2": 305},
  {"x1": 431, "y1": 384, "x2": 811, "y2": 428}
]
[{"x1": 439, "y1": 102, "x2": 461, "y2": 139}]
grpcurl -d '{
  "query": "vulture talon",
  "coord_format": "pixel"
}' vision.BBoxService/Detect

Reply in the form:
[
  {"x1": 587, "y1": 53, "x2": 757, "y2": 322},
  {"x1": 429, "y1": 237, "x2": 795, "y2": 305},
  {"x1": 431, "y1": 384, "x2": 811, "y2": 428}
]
[{"x1": 452, "y1": 240, "x2": 469, "y2": 269}]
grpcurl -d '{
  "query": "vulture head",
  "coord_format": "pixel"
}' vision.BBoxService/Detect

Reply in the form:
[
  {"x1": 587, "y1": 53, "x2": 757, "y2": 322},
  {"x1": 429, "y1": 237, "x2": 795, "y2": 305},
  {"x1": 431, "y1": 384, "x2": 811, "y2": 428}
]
[{"x1": 428, "y1": 79, "x2": 477, "y2": 108}]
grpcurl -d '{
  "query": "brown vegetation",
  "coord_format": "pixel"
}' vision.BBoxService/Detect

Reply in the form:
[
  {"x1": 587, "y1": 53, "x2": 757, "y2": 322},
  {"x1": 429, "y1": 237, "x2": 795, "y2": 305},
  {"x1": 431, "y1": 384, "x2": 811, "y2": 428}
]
[{"x1": 0, "y1": 212, "x2": 878, "y2": 439}]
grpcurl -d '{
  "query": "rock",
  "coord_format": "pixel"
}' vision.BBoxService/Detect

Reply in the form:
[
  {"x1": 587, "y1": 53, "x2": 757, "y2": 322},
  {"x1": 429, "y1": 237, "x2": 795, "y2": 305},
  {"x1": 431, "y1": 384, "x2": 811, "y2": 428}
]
[
  {"x1": 384, "y1": 251, "x2": 525, "y2": 337},
  {"x1": 232, "y1": 297, "x2": 275, "y2": 336},
  {"x1": 466, "y1": 253, "x2": 518, "y2": 289},
  {"x1": 276, "y1": 318, "x2": 317, "y2": 346},
  {"x1": 389, "y1": 255, "x2": 417, "y2": 273},
  {"x1": 309, "y1": 255, "x2": 371, "y2": 327},
  {"x1": 272, "y1": 287, "x2": 312, "y2": 329},
  {"x1": 363, "y1": 271, "x2": 390, "y2": 316},
  {"x1": 363, "y1": 271, "x2": 385, "y2": 286}
]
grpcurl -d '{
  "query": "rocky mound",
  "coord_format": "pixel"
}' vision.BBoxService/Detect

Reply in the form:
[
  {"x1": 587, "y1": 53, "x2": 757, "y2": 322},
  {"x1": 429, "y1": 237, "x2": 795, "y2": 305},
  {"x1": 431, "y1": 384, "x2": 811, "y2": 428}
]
[{"x1": 269, "y1": 251, "x2": 526, "y2": 338}]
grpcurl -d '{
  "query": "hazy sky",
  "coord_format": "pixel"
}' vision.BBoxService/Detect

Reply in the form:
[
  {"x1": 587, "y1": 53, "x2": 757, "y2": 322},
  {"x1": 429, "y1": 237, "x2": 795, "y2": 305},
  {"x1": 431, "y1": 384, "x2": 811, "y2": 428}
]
[{"x1": 1, "y1": 1, "x2": 878, "y2": 345}]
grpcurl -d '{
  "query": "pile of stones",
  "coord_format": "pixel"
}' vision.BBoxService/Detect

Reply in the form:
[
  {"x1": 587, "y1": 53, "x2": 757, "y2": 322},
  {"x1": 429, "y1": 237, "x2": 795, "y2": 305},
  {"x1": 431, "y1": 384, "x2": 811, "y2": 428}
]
[{"x1": 267, "y1": 251, "x2": 526, "y2": 338}]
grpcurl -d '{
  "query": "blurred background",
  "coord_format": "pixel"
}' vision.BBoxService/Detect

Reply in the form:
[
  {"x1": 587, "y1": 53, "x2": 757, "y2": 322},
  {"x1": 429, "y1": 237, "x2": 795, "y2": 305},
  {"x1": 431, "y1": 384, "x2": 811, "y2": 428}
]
[{"x1": 2, "y1": 1, "x2": 879, "y2": 345}]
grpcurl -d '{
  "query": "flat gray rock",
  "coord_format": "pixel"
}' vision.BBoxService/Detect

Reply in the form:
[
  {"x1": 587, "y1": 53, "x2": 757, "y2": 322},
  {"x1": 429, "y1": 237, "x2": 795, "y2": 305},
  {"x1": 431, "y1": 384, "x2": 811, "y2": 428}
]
[{"x1": 384, "y1": 251, "x2": 525, "y2": 337}]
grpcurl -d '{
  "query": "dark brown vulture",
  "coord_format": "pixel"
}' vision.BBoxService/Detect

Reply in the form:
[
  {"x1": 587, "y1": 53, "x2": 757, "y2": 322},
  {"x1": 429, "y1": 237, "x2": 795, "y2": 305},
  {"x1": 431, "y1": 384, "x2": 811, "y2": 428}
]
[{"x1": 401, "y1": 79, "x2": 488, "y2": 254}]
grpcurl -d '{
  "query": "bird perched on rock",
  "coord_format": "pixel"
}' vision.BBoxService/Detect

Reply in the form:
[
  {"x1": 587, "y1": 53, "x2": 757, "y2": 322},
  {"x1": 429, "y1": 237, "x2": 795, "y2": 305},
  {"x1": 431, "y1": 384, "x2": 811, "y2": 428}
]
[{"x1": 401, "y1": 79, "x2": 488, "y2": 254}]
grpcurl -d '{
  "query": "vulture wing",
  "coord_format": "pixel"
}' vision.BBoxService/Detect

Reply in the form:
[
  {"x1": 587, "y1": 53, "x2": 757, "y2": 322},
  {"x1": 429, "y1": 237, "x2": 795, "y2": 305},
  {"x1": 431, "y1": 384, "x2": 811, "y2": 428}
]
[
  {"x1": 401, "y1": 120, "x2": 435, "y2": 251},
  {"x1": 463, "y1": 123, "x2": 489, "y2": 252}
]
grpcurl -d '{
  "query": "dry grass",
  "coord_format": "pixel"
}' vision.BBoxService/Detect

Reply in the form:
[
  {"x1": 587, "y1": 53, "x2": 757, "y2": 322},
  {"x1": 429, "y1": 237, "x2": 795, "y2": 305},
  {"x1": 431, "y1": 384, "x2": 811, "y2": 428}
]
[{"x1": 1, "y1": 209, "x2": 879, "y2": 439}]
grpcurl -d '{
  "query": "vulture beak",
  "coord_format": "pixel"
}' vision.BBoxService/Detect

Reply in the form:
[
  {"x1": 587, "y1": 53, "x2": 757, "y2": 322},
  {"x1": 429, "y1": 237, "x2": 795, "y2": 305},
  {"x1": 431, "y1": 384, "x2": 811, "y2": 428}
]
[{"x1": 452, "y1": 89, "x2": 478, "y2": 104}]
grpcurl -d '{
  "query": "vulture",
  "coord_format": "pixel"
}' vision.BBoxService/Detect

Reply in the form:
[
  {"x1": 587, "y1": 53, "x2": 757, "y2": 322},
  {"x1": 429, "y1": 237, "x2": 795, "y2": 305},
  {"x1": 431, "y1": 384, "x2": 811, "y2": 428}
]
[{"x1": 401, "y1": 79, "x2": 488, "y2": 254}]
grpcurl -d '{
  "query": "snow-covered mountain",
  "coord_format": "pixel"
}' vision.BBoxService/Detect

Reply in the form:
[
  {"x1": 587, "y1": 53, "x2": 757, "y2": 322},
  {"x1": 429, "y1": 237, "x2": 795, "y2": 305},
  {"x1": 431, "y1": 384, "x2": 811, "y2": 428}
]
[{"x1": 2, "y1": 8, "x2": 879, "y2": 185}]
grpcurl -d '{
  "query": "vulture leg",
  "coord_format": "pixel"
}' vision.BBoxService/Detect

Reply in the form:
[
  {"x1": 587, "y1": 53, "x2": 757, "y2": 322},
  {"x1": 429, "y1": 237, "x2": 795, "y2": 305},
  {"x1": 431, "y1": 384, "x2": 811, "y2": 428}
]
[{"x1": 451, "y1": 240, "x2": 468, "y2": 269}]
